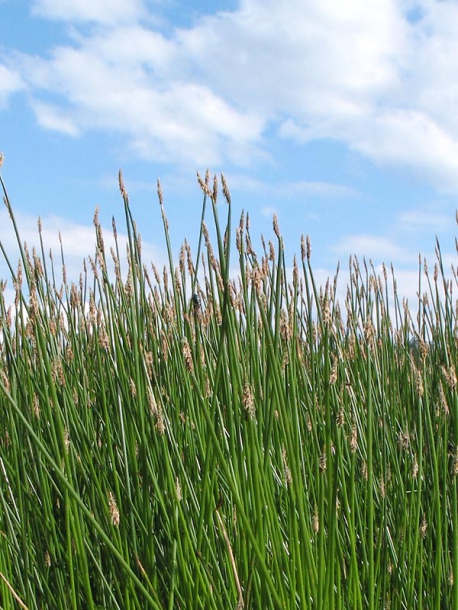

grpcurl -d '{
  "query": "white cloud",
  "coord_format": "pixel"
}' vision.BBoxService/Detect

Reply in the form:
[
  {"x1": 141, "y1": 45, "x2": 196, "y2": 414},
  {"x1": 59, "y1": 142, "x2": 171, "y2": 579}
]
[
  {"x1": 227, "y1": 173, "x2": 357, "y2": 199},
  {"x1": 277, "y1": 180, "x2": 357, "y2": 199},
  {"x1": 15, "y1": 28, "x2": 264, "y2": 166},
  {"x1": 397, "y1": 205, "x2": 452, "y2": 234},
  {"x1": 31, "y1": 0, "x2": 147, "y2": 24},
  {"x1": 350, "y1": 109, "x2": 458, "y2": 191},
  {"x1": 5, "y1": 0, "x2": 458, "y2": 189},
  {"x1": 261, "y1": 206, "x2": 276, "y2": 218},
  {"x1": 177, "y1": 0, "x2": 458, "y2": 189},
  {"x1": 179, "y1": 0, "x2": 403, "y2": 109},
  {"x1": 331, "y1": 233, "x2": 412, "y2": 265},
  {"x1": 0, "y1": 64, "x2": 25, "y2": 107},
  {"x1": 82, "y1": 25, "x2": 178, "y2": 70},
  {"x1": 32, "y1": 100, "x2": 80, "y2": 135}
]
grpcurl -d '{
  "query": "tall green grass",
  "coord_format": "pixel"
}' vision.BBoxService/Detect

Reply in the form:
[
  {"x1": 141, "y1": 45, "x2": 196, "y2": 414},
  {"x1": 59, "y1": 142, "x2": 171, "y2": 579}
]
[{"x1": 0, "y1": 168, "x2": 457, "y2": 609}]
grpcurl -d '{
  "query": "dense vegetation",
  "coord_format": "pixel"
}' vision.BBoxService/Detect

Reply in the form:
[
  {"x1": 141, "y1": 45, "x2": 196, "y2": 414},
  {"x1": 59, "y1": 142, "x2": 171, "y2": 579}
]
[{"x1": 0, "y1": 169, "x2": 457, "y2": 609}]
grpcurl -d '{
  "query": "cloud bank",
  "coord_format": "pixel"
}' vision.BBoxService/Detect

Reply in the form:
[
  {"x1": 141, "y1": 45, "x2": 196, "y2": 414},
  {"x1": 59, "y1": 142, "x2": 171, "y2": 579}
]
[{"x1": 1, "y1": 0, "x2": 458, "y2": 189}]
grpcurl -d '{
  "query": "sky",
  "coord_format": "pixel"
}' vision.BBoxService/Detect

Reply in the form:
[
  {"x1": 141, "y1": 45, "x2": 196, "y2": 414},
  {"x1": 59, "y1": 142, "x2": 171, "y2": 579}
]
[{"x1": 1, "y1": 0, "x2": 458, "y2": 311}]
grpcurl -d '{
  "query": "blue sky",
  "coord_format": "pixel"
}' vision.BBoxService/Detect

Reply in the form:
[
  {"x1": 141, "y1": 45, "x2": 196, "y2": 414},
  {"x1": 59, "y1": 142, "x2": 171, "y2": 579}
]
[{"x1": 1, "y1": 0, "x2": 458, "y2": 307}]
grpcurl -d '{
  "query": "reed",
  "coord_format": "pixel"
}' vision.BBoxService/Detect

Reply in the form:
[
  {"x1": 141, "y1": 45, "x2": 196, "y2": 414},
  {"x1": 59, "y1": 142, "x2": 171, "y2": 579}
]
[{"x1": 0, "y1": 169, "x2": 457, "y2": 608}]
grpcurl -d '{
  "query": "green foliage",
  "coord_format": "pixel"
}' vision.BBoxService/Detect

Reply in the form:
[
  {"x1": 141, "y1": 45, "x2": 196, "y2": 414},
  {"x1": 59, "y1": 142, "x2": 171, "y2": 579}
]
[{"x1": 0, "y1": 169, "x2": 457, "y2": 608}]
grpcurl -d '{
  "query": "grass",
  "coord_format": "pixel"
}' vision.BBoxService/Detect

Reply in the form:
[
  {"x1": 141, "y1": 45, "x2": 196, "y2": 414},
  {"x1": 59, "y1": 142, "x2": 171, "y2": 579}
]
[{"x1": 0, "y1": 167, "x2": 457, "y2": 608}]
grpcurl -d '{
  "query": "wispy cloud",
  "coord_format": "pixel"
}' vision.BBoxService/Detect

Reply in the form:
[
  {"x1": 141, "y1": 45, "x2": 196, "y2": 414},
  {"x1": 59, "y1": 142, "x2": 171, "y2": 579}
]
[
  {"x1": 331, "y1": 233, "x2": 412, "y2": 265},
  {"x1": 31, "y1": 0, "x2": 147, "y2": 24},
  {"x1": 261, "y1": 206, "x2": 276, "y2": 219},
  {"x1": 0, "y1": 64, "x2": 25, "y2": 107},
  {"x1": 32, "y1": 100, "x2": 80, "y2": 135},
  {"x1": 397, "y1": 204, "x2": 453, "y2": 234},
  {"x1": 228, "y1": 173, "x2": 357, "y2": 199}
]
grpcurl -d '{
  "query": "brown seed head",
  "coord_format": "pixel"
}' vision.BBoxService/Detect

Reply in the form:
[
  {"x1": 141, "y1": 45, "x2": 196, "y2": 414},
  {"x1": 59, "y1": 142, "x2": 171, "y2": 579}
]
[
  {"x1": 157, "y1": 178, "x2": 163, "y2": 207},
  {"x1": 182, "y1": 338, "x2": 193, "y2": 373},
  {"x1": 221, "y1": 173, "x2": 231, "y2": 205},
  {"x1": 118, "y1": 170, "x2": 128, "y2": 204},
  {"x1": 420, "y1": 516, "x2": 427, "y2": 538},
  {"x1": 243, "y1": 382, "x2": 255, "y2": 418},
  {"x1": 212, "y1": 174, "x2": 218, "y2": 203},
  {"x1": 108, "y1": 492, "x2": 120, "y2": 527},
  {"x1": 281, "y1": 445, "x2": 292, "y2": 485},
  {"x1": 273, "y1": 214, "x2": 280, "y2": 238}
]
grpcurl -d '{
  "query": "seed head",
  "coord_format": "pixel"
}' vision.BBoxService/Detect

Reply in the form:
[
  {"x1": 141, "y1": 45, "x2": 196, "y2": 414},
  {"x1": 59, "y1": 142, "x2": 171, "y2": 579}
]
[
  {"x1": 212, "y1": 174, "x2": 218, "y2": 203},
  {"x1": 242, "y1": 382, "x2": 255, "y2": 418},
  {"x1": 108, "y1": 492, "x2": 120, "y2": 527},
  {"x1": 118, "y1": 170, "x2": 128, "y2": 204},
  {"x1": 412, "y1": 455, "x2": 419, "y2": 479},
  {"x1": 273, "y1": 214, "x2": 280, "y2": 238},
  {"x1": 221, "y1": 173, "x2": 231, "y2": 205},
  {"x1": 420, "y1": 516, "x2": 427, "y2": 538},
  {"x1": 175, "y1": 477, "x2": 182, "y2": 501},
  {"x1": 157, "y1": 178, "x2": 163, "y2": 206},
  {"x1": 281, "y1": 446, "x2": 292, "y2": 485},
  {"x1": 182, "y1": 338, "x2": 193, "y2": 373},
  {"x1": 312, "y1": 507, "x2": 319, "y2": 533}
]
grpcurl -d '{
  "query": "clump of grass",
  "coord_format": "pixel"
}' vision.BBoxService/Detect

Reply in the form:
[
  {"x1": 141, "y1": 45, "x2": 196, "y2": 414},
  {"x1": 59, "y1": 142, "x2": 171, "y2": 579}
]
[{"x1": 0, "y1": 168, "x2": 457, "y2": 609}]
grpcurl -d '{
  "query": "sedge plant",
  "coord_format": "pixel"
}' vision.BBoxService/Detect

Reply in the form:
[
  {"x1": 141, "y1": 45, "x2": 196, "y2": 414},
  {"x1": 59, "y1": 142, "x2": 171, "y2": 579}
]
[{"x1": 0, "y1": 168, "x2": 457, "y2": 609}]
